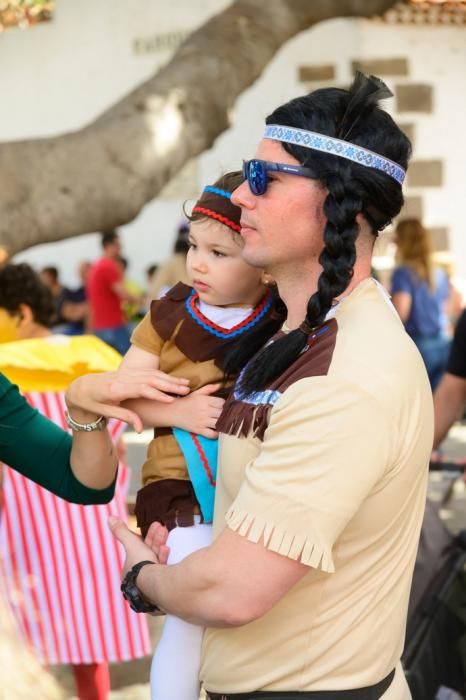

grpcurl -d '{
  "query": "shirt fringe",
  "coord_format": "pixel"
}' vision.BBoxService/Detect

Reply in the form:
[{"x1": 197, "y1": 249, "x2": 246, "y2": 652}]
[
  {"x1": 225, "y1": 507, "x2": 335, "y2": 573},
  {"x1": 216, "y1": 402, "x2": 271, "y2": 441}
]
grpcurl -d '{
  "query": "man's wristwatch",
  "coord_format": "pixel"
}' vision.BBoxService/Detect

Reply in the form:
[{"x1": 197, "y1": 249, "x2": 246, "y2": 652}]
[
  {"x1": 121, "y1": 560, "x2": 159, "y2": 613},
  {"x1": 64, "y1": 410, "x2": 107, "y2": 432}
]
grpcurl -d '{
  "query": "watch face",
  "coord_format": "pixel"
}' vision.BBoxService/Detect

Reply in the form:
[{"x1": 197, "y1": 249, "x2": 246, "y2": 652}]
[{"x1": 121, "y1": 580, "x2": 141, "y2": 612}]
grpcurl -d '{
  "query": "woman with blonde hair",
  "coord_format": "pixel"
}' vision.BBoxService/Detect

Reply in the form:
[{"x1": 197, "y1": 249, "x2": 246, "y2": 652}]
[{"x1": 391, "y1": 218, "x2": 450, "y2": 389}]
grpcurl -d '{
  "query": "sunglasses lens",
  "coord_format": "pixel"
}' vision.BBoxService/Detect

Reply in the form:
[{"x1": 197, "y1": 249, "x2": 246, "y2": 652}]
[{"x1": 244, "y1": 160, "x2": 267, "y2": 196}]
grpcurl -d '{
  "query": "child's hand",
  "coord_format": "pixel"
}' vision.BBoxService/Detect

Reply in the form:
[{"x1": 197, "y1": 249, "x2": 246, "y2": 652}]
[
  {"x1": 172, "y1": 384, "x2": 225, "y2": 438},
  {"x1": 144, "y1": 522, "x2": 170, "y2": 565}
]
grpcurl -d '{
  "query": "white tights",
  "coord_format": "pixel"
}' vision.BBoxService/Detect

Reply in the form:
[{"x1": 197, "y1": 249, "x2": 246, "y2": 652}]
[{"x1": 150, "y1": 518, "x2": 212, "y2": 700}]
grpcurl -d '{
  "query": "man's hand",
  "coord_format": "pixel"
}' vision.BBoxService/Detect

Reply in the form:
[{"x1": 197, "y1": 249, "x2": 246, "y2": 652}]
[
  {"x1": 170, "y1": 384, "x2": 225, "y2": 438},
  {"x1": 108, "y1": 516, "x2": 158, "y2": 577},
  {"x1": 109, "y1": 517, "x2": 171, "y2": 615}
]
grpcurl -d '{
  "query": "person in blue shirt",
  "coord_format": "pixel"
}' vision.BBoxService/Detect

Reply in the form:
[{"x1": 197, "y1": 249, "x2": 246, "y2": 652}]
[{"x1": 391, "y1": 218, "x2": 451, "y2": 390}]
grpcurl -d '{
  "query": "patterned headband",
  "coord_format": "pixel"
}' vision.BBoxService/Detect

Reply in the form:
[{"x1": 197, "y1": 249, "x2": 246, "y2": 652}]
[
  {"x1": 192, "y1": 185, "x2": 241, "y2": 233},
  {"x1": 264, "y1": 124, "x2": 406, "y2": 185}
]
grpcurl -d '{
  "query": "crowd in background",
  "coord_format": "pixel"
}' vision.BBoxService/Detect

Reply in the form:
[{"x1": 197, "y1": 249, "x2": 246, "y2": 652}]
[
  {"x1": 36, "y1": 232, "x2": 153, "y2": 353},
  {"x1": 32, "y1": 218, "x2": 465, "y2": 385},
  {"x1": 35, "y1": 221, "x2": 194, "y2": 357}
]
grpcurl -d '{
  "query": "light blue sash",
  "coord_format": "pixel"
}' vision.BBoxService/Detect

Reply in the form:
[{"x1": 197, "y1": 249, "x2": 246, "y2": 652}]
[{"x1": 172, "y1": 428, "x2": 218, "y2": 523}]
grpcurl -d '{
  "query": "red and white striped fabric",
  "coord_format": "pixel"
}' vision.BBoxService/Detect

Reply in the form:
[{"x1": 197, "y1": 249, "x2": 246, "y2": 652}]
[{"x1": 0, "y1": 391, "x2": 151, "y2": 665}]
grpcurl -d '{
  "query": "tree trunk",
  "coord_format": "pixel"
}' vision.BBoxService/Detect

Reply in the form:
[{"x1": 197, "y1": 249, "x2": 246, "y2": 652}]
[{"x1": 0, "y1": 0, "x2": 397, "y2": 255}]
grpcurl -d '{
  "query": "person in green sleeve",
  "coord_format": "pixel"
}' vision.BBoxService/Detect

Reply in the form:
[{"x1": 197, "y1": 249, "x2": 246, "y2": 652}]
[
  {"x1": 0, "y1": 267, "x2": 190, "y2": 507},
  {"x1": 0, "y1": 368, "x2": 189, "y2": 503}
]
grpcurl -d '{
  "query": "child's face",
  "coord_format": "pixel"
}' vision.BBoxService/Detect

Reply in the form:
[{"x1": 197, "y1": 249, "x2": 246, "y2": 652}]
[{"x1": 186, "y1": 219, "x2": 265, "y2": 307}]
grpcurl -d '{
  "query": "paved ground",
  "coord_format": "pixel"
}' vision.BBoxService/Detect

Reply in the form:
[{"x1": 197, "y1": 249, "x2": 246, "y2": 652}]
[{"x1": 47, "y1": 424, "x2": 466, "y2": 699}]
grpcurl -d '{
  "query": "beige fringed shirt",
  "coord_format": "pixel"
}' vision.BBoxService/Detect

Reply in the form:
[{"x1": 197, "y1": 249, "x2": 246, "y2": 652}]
[{"x1": 201, "y1": 278, "x2": 433, "y2": 698}]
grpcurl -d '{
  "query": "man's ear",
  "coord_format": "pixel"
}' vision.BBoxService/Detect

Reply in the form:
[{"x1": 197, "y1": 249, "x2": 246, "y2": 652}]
[
  {"x1": 355, "y1": 213, "x2": 376, "y2": 249},
  {"x1": 355, "y1": 212, "x2": 377, "y2": 235}
]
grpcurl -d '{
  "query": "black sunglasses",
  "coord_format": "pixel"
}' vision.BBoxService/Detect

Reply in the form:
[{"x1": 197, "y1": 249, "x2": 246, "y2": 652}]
[{"x1": 242, "y1": 159, "x2": 316, "y2": 196}]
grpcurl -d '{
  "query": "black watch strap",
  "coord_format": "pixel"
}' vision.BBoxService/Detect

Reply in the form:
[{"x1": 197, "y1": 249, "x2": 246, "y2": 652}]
[
  {"x1": 121, "y1": 560, "x2": 159, "y2": 613},
  {"x1": 132, "y1": 559, "x2": 156, "y2": 579}
]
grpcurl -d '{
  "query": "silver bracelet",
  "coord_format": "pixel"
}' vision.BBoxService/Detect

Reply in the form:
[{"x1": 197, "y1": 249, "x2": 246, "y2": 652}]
[{"x1": 64, "y1": 409, "x2": 107, "y2": 432}]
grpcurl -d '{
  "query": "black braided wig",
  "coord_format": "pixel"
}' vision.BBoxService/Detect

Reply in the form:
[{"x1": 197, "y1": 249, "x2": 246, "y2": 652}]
[{"x1": 226, "y1": 73, "x2": 411, "y2": 395}]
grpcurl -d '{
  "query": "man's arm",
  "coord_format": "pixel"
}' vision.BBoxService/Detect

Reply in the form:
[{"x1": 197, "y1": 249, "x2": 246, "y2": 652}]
[
  {"x1": 111, "y1": 377, "x2": 392, "y2": 626},
  {"x1": 433, "y1": 372, "x2": 466, "y2": 448},
  {"x1": 110, "y1": 519, "x2": 308, "y2": 627}
]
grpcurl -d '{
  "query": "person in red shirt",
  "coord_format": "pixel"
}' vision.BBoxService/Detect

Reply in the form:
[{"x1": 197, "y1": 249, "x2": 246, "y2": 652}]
[{"x1": 87, "y1": 231, "x2": 140, "y2": 354}]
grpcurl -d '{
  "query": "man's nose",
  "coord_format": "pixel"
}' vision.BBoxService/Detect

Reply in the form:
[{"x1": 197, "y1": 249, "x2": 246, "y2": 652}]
[{"x1": 231, "y1": 180, "x2": 254, "y2": 209}]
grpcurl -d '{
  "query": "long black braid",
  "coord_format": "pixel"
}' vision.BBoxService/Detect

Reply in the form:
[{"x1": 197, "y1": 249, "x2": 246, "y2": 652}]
[{"x1": 228, "y1": 73, "x2": 411, "y2": 395}]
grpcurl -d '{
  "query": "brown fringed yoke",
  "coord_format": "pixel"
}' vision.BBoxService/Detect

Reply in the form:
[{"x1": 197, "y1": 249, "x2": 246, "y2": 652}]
[{"x1": 216, "y1": 320, "x2": 338, "y2": 441}]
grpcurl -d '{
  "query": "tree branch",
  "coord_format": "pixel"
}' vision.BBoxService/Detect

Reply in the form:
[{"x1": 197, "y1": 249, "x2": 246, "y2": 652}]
[{"x1": 0, "y1": 0, "x2": 397, "y2": 254}]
